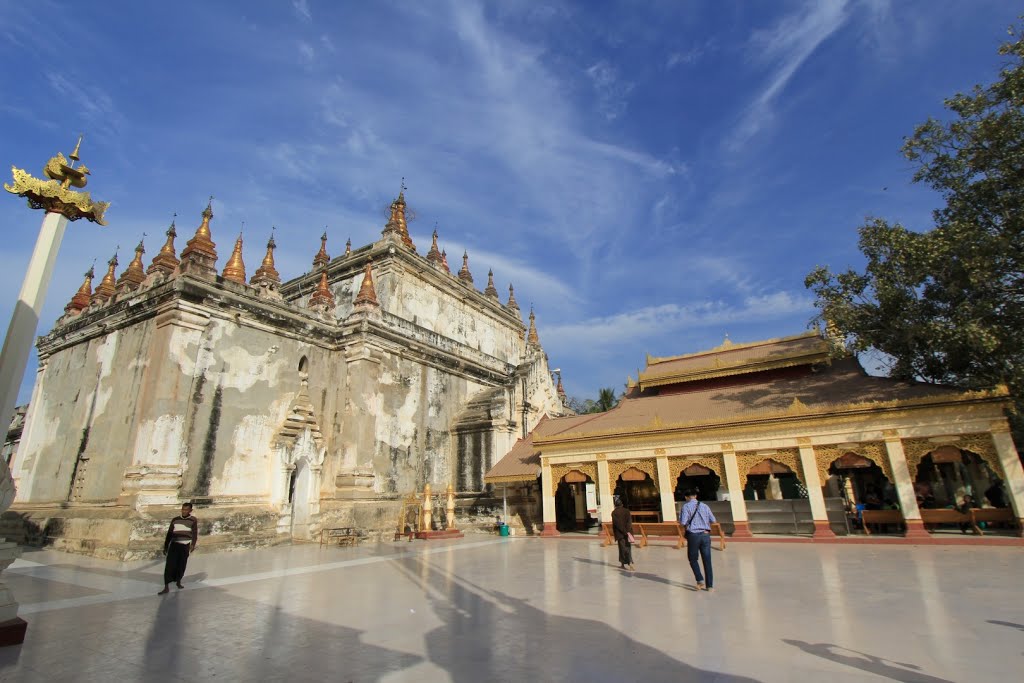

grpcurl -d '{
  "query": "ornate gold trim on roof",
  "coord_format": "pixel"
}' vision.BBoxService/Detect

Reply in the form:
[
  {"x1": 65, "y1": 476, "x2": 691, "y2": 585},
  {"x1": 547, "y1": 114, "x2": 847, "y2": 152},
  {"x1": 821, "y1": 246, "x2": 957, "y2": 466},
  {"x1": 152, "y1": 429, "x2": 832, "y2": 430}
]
[
  {"x1": 484, "y1": 472, "x2": 539, "y2": 484},
  {"x1": 4, "y1": 137, "x2": 109, "y2": 224},
  {"x1": 639, "y1": 354, "x2": 829, "y2": 390},
  {"x1": 645, "y1": 330, "x2": 822, "y2": 367}
]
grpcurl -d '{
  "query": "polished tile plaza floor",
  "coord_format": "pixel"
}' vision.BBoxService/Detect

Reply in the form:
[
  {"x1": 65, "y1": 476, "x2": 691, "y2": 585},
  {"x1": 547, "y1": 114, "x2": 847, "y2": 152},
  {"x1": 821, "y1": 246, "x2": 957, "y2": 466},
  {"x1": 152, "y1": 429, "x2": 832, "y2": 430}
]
[{"x1": 0, "y1": 536, "x2": 1021, "y2": 682}]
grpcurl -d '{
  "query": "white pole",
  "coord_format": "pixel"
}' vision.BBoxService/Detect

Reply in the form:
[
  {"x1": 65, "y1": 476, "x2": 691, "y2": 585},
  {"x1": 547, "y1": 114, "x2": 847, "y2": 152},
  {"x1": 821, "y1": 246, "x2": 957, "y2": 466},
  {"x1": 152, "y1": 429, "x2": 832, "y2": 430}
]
[
  {"x1": 503, "y1": 485, "x2": 508, "y2": 523},
  {"x1": 0, "y1": 211, "x2": 68, "y2": 450}
]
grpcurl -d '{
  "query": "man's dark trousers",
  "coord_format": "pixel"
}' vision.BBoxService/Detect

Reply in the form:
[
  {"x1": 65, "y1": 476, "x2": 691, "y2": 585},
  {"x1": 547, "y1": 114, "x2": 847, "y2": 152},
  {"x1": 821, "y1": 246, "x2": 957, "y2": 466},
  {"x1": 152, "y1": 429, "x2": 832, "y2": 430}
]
[
  {"x1": 164, "y1": 543, "x2": 191, "y2": 585},
  {"x1": 686, "y1": 531, "x2": 713, "y2": 587}
]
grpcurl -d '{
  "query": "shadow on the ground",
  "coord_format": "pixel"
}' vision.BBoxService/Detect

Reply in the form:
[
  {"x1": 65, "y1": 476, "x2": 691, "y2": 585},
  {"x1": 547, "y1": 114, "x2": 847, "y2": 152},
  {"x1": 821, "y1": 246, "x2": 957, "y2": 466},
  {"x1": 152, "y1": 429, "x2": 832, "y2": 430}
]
[
  {"x1": 987, "y1": 619, "x2": 1024, "y2": 631},
  {"x1": 782, "y1": 639, "x2": 953, "y2": 683},
  {"x1": 395, "y1": 557, "x2": 760, "y2": 682}
]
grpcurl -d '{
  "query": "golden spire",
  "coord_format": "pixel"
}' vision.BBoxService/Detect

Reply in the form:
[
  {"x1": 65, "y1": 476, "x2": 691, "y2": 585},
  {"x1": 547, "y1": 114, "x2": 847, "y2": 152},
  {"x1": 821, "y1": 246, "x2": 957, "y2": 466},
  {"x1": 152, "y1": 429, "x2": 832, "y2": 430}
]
[
  {"x1": 313, "y1": 231, "x2": 330, "y2": 269},
  {"x1": 250, "y1": 231, "x2": 280, "y2": 286},
  {"x1": 425, "y1": 227, "x2": 440, "y2": 264},
  {"x1": 116, "y1": 237, "x2": 147, "y2": 291},
  {"x1": 147, "y1": 214, "x2": 179, "y2": 276},
  {"x1": 556, "y1": 371, "x2": 566, "y2": 399},
  {"x1": 65, "y1": 265, "x2": 94, "y2": 314},
  {"x1": 527, "y1": 306, "x2": 540, "y2": 346},
  {"x1": 484, "y1": 268, "x2": 499, "y2": 298},
  {"x1": 441, "y1": 249, "x2": 450, "y2": 273},
  {"x1": 507, "y1": 284, "x2": 520, "y2": 312},
  {"x1": 179, "y1": 197, "x2": 218, "y2": 275},
  {"x1": 91, "y1": 250, "x2": 119, "y2": 304},
  {"x1": 222, "y1": 231, "x2": 247, "y2": 284},
  {"x1": 382, "y1": 180, "x2": 415, "y2": 250},
  {"x1": 345, "y1": 237, "x2": 352, "y2": 256},
  {"x1": 308, "y1": 269, "x2": 335, "y2": 309},
  {"x1": 458, "y1": 250, "x2": 474, "y2": 284},
  {"x1": 4, "y1": 135, "x2": 109, "y2": 224},
  {"x1": 353, "y1": 258, "x2": 380, "y2": 308}
]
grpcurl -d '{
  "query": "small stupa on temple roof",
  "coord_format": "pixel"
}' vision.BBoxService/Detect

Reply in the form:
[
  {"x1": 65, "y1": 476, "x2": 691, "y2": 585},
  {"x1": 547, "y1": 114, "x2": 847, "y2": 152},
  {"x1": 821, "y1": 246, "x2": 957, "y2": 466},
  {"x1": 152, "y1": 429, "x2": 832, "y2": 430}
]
[
  {"x1": 527, "y1": 306, "x2": 540, "y2": 346},
  {"x1": 251, "y1": 231, "x2": 281, "y2": 287},
  {"x1": 91, "y1": 251, "x2": 118, "y2": 304},
  {"x1": 222, "y1": 232, "x2": 247, "y2": 284},
  {"x1": 116, "y1": 238, "x2": 147, "y2": 292},
  {"x1": 484, "y1": 269, "x2": 499, "y2": 298},
  {"x1": 64, "y1": 266, "x2": 94, "y2": 315},
  {"x1": 507, "y1": 284, "x2": 520, "y2": 313},
  {"x1": 147, "y1": 216, "x2": 179, "y2": 277},
  {"x1": 313, "y1": 231, "x2": 330, "y2": 270},
  {"x1": 179, "y1": 197, "x2": 218, "y2": 278},
  {"x1": 352, "y1": 259, "x2": 380, "y2": 309},
  {"x1": 458, "y1": 251, "x2": 474, "y2": 285}
]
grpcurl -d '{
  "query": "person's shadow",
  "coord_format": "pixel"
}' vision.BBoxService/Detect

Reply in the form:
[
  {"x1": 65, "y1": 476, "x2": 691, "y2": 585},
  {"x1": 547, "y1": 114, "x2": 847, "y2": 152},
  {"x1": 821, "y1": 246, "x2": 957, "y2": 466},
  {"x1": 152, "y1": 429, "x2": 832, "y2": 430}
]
[
  {"x1": 782, "y1": 639, "x2": 953, "y2": 683},
  {"x1": 987, "y1": 620, "x2": 1024, "y2": 632}
]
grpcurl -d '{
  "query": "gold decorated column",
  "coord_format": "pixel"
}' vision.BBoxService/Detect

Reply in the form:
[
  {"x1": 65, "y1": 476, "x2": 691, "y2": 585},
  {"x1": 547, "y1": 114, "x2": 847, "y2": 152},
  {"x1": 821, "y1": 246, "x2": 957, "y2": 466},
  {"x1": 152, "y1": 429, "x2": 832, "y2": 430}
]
[
  {"x1": 722, "y1": 444, "x2": 752, "y2": 537},
  {"x1": 798, "y1": 439, "x2": 835, "y2": 538},
  {"x1": 991, "y1": 422, "x2": 1024, "y2": 534},
  {"x1": 883, "y1": 432, "x2": 929, "y2": 538}
]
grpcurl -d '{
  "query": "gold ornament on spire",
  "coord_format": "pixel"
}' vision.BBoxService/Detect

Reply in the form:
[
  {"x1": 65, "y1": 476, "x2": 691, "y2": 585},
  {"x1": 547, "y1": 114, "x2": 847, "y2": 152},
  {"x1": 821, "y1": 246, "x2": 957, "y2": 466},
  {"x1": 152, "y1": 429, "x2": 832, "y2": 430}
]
[
  {"x1": 345, "y1": 237, "x2": 352, "y2": 256},
  {"x1": 426, "y1": 227, "x2": 443, "y2": 266},
  {"x1": 353, "y1": 259, "x2": 380, "y2": 308},
  {"x1": 4, "y1": 135, "x2": 110, "y2": 224},
  {"x1": 222, "y1": 232, "x2": 247, "y2": 284},
  {"x1": 440, "y1": 249, "x2": 450, "y2": 273},
  {"x1": 116, "y1": 238, "x2": 147, "y2": 291},
  {"x1": 65, "y1": 265, "x2": 95, "y2": 314},
  {"x1": 147, "y1": 215, "x2": 179, "y2": 276},
  {"x1": 507, "y1": 283, "x2": 520, "y2": 312},
  {"x1": 179, "y1": 197, "x2": 218, "y2": 276},
  {"x1": 308, "y1": 270, "x2": 335, "y2": 309},
  {"x1": 556, "y1": 371, "x2": 566, "y2": 399},
  {"x1": 382, "y1": 180, "x2": 415, "y2": 250},
  {"x1": 484, "y1": 269, "x2": 499, "y2": 298},
  {"x1": 313, "y1": 231, "x2": 330, "y2": 270},
  {"x1": 91, "y1": 250, "x2": 119, "y2": 304},
  {"x1": 458, "y1": 250, "x2": 474, "y2": 284},
  {"x1": 250, "y1": 231, "x2": 280, "y2": 286},
  {"x1": 527, "y1": 307, "x2": 540, "y2": 346}
]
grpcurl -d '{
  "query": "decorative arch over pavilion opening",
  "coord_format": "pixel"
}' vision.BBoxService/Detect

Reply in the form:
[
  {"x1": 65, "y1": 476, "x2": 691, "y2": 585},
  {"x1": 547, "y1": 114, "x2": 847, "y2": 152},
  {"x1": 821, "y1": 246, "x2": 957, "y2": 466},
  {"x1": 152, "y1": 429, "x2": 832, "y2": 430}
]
[
  {"x1": 609, "y1": 460, "x2": 659, "y2": 518},
  {"x1": 551, "y1": 463, "x2": 597, "y2": 533},
  {"x1": 668, "y1": 454, "x2": 723, "y2": 502},
  {"x1": 815, "y1": 444, "x2": 896, "y2": 511},
  {"x1": 903, "y1": 436, "x2": 1007, "y2": 509},
  {"x1": 737, "y1": 449, "x2": 804, "y2": 500}
]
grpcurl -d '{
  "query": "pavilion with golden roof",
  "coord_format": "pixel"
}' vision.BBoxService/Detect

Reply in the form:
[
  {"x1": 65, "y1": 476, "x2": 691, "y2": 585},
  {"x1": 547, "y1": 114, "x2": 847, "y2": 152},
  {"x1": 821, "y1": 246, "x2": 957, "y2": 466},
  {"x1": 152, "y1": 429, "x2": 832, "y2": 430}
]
[{"x1": 486, "y1": 331, "x2": 1024, "y2": 539}]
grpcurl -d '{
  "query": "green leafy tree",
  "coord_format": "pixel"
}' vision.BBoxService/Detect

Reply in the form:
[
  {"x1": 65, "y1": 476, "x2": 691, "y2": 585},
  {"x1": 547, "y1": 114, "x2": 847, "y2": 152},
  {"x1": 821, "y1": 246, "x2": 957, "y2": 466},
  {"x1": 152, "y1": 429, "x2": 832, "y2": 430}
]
[
  {"x1": 806, "y1": 23, "x2": 1024, "y2": 440},
  {"x1": 596, "y1": 387, "x2": 620, "y2": 413}
]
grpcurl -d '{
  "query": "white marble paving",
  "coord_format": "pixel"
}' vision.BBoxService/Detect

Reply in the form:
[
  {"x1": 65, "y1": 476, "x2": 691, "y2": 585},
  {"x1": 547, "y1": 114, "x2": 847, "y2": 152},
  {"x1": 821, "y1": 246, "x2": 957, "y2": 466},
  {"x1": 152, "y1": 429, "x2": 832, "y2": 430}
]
[{"x1": 0, "y1": 537, "x2": 1021, "y2": 682}]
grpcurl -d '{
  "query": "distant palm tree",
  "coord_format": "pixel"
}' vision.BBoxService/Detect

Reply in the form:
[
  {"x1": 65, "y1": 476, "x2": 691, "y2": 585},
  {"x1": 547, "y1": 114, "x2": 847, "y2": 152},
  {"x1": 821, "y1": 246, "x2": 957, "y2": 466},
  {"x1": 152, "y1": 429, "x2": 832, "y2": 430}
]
[{"x1": 596, "y1": 387, "x2": 618, "y2": 412}]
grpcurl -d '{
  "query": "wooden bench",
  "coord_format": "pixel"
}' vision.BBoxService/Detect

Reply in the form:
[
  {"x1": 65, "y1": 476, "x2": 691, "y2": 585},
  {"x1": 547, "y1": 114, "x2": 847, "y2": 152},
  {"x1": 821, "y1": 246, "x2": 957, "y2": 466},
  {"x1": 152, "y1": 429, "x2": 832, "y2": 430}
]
[
  {"x1": 602, "y1": 521, "x2": 725, "y2": 550},
  {"x1": 629, "y1": 510, "x2": 661, "y2": 522},
  {"x1": 920, "y1": 509, "x2": 980, "y2": 534},
  {"x1": 970, "y1": 508, "x2": 1019, "y2": 535},
  {"x1": 861, "y1": 509, "x2": 905, "y2": 535},
  {"x1": 320, "y1": 527, "x2": 362, "y2": 547}
]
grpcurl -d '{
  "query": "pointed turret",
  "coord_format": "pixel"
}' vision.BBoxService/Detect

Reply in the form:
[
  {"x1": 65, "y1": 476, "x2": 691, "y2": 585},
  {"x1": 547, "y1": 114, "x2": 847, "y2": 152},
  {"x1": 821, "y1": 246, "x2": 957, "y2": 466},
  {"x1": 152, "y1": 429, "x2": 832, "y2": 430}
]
[
  {"x1": 65, "y1": 266, "x2": 94, "y2": 314},
  {"x1": 308, "y1": 270, "x2": 335, "y2": 310},
  {"x1": 382, "y1": 181, "x2": 415, "y2": 250},
  {"x1": 527, "y1": 307, "x2": 540, "y2": 346},
  {"x1": 147, "y1": 215, "x2": 179, "y2": 276},
  {"x1": 426, "y1": 228, "x2": 443, "y2": 266},
  {"x1": 179, "y1": 197, "x2": 218, "y2": 278},
  {"x1": 116, "y1": 239, "x2": 147, "y2": 292},
  {"x1": 484, "y1": 269, "x2": 499, "y2": 298},
  {"x1": 222, "y1": 232, "x2": 247, "y2": 284},
  {"x1": 507, "y1": 283, "x2": 520, "y2": 313},
  {"x1": 250, "y1": 232, "x2": 281, "y2": 287},
  {"x1": 91, "y1": 251, "x2": 119, "y2": 304},
  {"x1": 313, "y1": 231, "x2": 330, "y2": 270},
  {"x1": 440, "y1": 249, "x2": 451, "y2": 273},
  {"x1": 458, "y1": 251, "x2": 474, "y2": 285},
  {"x1": 345, "y1": 237, "x2": 352, "y2": 256},
  {"x1": 556, "y1": 371, "x2": 566, "y2": 400},
  {"x1": 353, "y1": 259, "x2": 380, "y2": 308}
]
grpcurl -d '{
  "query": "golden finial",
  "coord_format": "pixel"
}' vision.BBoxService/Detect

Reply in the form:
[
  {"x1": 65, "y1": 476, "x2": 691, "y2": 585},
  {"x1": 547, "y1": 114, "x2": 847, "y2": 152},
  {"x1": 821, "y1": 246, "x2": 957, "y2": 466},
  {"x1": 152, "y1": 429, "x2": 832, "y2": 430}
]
[
  {"x1": 180, "y1": 197, "x2": 218, "y2": 267},
  {"x1": 148, "y1": 213, "x2": 180, "y2": 276},
  {"x1": 484, "y1": 268, "x2": 499, "y2": 298},
  {"x1": 313, "y1": 230, "x2": 330, "y2": 270},
  {"x1": 507, "y1": 283, "x2": 520, "y2": 312},
  {"x1": 4, "y1": 135, "x2": 109, "y2": 224},
  {"x1": 527, "y1": 306, "x2": 540, "y2": 346},
  {"x1": 556, "y1": 371, "x2": 566, "y2": 398},
  {"x1": 65, "y1": 263, "x2": 95, "y2": 314},
  {"x1": 440, "y1": 249, "x2": 450, "y2": 273},
  {"x1": 251, "y1": 228, "x2": 280, "y2": 286},
  {"x1": 426, "y1": 225, "x2": 443, "y2": 266},
  {"x1": 345, "y1": 237, "x2": 352, "y2": 256},
  {"x1": 69, "y1": 134, "x2": 83, "y2": 162},
  {"x1": 92, "y1": 248, "x2": 119, "y2": 303},
  {"x1": 458, "y1": 250, "x2": 474, "y2": 284},
  {"x1": 353, "y1": 258, "x2": 380, "y2": 308},
  {"x1": 222, "y1": 230, "x2": 247, "y2": 284},
  {"x1": 116, "y1": 236, "x2": 147, "y2": 291},
  {"x1": 308, "y1": 269, "x2": 335, "y2": 309}
]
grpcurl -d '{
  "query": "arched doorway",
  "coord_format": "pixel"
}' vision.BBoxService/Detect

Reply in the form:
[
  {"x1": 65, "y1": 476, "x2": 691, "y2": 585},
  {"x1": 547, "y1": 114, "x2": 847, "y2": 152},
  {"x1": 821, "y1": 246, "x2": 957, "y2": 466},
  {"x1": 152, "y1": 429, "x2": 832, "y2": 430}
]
[
  {"x1": 827, "y1": 452, "x2": 896, "y2": 510},
  {"x1": 914, "y1": 445, "x2": 1005, "y2": 509},
  {"x1": 744, "y1": 459, "x2": 800, "y2": 500},
  {"x1": 613, "y1": 466, "x2": 660, "y2": 520},
  {"x1": 555, "y1": 469, "x2": 596, "y2": 532},
  {"x1": 675, "y1": 463, "x2": 721, "y2": 502},
  {"x1": 290, "y1": 458, "x2": 313, "y2": 538}
]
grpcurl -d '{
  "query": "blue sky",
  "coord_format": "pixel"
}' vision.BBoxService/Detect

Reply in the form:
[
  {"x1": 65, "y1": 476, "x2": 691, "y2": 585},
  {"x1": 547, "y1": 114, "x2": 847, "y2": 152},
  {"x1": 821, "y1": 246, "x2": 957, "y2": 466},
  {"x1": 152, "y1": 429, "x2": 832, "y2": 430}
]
[{"x1": 0, "y1": 0, "x2": 1018, "y2": 404}]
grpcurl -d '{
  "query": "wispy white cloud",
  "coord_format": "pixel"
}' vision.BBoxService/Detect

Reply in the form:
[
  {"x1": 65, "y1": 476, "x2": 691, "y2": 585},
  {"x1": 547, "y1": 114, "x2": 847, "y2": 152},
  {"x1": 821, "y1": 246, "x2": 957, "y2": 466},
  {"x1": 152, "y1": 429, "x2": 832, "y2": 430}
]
[
  {"x1": 585, "y1": 60, "x2": 635, "y2": 120},
  {"x1": 293, "y1": 0, "x2": 311, "y2": 22},
  {"x1": 45, "y1": 72, "x2": 126, "y2": 142},
  {"x1": 726, "y1": 0, "x2": 850, "y2": 152}
]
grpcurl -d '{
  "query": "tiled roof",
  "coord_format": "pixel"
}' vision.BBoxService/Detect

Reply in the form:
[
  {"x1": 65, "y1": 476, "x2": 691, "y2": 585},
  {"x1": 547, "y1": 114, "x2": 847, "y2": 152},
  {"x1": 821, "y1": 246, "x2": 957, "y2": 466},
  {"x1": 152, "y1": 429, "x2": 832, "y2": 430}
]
[
  {"x1": 484, "y1": 414, "x2": 599, "y2": 483},
  {"x1": 638, "y1": 331, "x2": 830, "y2": 389}
]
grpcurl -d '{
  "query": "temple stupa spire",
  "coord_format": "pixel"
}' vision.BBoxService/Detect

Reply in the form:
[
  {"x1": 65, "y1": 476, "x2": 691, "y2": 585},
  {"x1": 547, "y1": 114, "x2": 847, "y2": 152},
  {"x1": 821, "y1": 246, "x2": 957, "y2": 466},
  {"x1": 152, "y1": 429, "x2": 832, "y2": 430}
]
[
  {"x1": 222, "y1": 229, "x2": 247, "y2": 284},
  {"x1": 507, "y1": 283, "x2": 520, "y2": 313},
  {"x1": 179, "y1": 196, "x2": 218, "y2": 278},
  {"x1": 250, "y1": 230, "x2": 281, "y2": 287},
  {"x1": 116, "y1": 237, "x2": 147, "y2": 291},
  {"x1": 382, "y1": 179, "x2": 415, "y2": 250},
  {"x1": 426, "y1": 226, "x2": 443, "y2": 266},
  {"x1": 345, "y1": 237, "x2": 352, "y2": 256},
  {"x1": 308, "y1": 269, "x2": 335, "y2": 310},
  {"x1": 484, "y1": 269, "x2": 499, "y2": 298},
  {"x1": 91, "y1": 249, "x2": 119, "y2": 304},
  {"x1": 458, "y1": 250, "x2": 474, "y2": 285},
  {"x1": 65, "y1": 265, "x2": 95, "y2": 314},
  {"x1": 313, "y1": 230, "x2": 330, "y2": 270},
  {"x1": 527, "y1": 306, "x2": 540, "y2": 346},
  {"x1": 353, "y1": 259, "x2": 380, "y2": 309},
  {"x1": 147, "y1": 214, "x2": 179, "y2": 276},
  {"x1": 440, "y1": 249, "x2": 450, "y2": 273}
]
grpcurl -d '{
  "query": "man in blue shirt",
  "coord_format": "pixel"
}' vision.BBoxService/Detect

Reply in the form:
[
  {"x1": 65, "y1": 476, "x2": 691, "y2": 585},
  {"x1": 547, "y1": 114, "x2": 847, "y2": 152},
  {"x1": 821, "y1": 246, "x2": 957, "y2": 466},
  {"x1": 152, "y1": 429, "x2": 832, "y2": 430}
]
[{"x1": 679, "y1": 489, "x2": 716, "y2": 591}]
